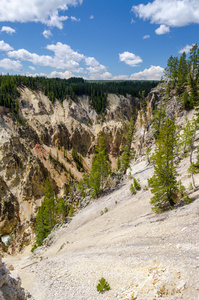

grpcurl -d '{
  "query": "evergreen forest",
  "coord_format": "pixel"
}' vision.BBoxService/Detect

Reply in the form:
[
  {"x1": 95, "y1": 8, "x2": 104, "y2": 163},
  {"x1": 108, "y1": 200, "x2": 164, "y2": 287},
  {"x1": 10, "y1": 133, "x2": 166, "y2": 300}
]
[{"x1": 0, "y1": 74, "x2": 158, "y2": 114}]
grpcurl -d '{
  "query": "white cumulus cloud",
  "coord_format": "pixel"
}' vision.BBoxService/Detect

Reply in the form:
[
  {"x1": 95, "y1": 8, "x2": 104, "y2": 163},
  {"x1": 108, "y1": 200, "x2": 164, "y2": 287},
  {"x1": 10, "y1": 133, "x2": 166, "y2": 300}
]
[
  {"x1": 179, "y1": 44, "x2": 194, "y2": 54},
  {"x1": 8, "y1": 42, "x2": 85, "y2": 71},
  {"x1": 0, "y1": 0, "x2": 83, "y2": 29},
  {"x1": 1, "y1": 26, "x2": 16, "y2": 34},
  {"x1": 130, "y1": 65, "x2": 164, "y2": 80},
  {"x1": 29, "y1": 66, "x2": 36, "y2": 71},
  {"x1": 132, "y1": 0, "x2": 199, "y2": 28},
  {"x1": 0, "y1": 58, "x2": 22, "y2": 71},
  {"x1": 119, "y1": 51, "x2": 142, "y2": 67},
  {"x1": 0, "y1": 40, "x2": 14, "y2": 51},
  {"x1": 143, "y1": 35, "x2": 150, "y2": 39},
  {"x1": 49, "y1": 70, "x2": 74, "y2": 79},
  {"x1": 155, "y1": 24, "x2": 170, "y2": 35},
  {"x1": 71, "y1": 16, "x2": 80, "y2": 22},
  {"x1": 43, "y1": 30, "x2": 52, "y2": 39}
]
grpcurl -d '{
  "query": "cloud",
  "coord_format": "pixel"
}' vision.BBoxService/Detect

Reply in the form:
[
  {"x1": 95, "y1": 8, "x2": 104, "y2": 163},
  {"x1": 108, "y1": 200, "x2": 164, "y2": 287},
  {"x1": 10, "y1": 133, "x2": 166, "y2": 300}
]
[
  {"x1": 131, "y1": 18, "x2": 135, "y2": 24},
  {"x1": 90, "y1": 15, "x2": 94, "y2": 19},
  {"x1": 29, "y1": 66, "x2": 36, "y2": 71},
  {"x1": 84, "y1": 56, "x2": 112, "y2": 79},
  {"x1": 43, "y1": 30, "x2": 52, "y2": 39},
  {"x1": 6, "y1": 42, "x2": 111, "y2": 79},
  {"x1": 155, "y1": 24, "x2": 170, "y2": 35},
  {"x1": 0, "y1": 40, "x2": 14, "y2": 51},
  {"x1": 1, "y1": 26, "x2": 16, "y2": 34},
  {"x1": 8, "y1": 42, "x2": 85, "y2": 71},
  {"x1": 119, "y1": 51, "x2": 142, "y2": 67},
  {"x1": 130, "y1": 65, "x2": 164, "y2": 80},
  {"x1": 143, "y1": 35, "x2": 150, "y2": 39},
  {"x1": 49, "y1": 70, "x2": 74, "y2": 79},
  {"x1": 71, "y1": 16, "x2": 80, "y2": 22},
  {"x1": 179, "y1": 44, "x2": 194, "y2": 54},
  {"x1": 5, "y1": 40, "x2": 113, "y2": 80},
  {"x1": 85, "y1": 57, "x2": 99, "y2": 67},
  {"x1": 132, "y1": 0, "x2": 199, "y2": 27},
  {"x1": 112, "y1": 75, "x2": 129, "y2": 80},
  {"x1": 0, "y1": 58, "x2": 22, "y2": 71},
  {"x1": 0, "y1": 0, "x2": 83, "y2": 29}
]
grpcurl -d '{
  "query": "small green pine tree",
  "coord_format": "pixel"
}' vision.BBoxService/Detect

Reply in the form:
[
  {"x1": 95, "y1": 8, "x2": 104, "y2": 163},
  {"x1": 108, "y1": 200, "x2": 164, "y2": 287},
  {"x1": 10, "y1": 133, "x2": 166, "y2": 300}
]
[
  {"x1": 97, "y1": 278, "x2": 110, "y2": 293},
  {"x1": 149, "y1": 119, "x2": 180, "y2": 212},
  {"x1": 133, "y1": 177, "x2": 141, "y2": 190},
  {"x1": 130, "y1": 183, "x2": 136, "y2": 195},
  {"x1": 120, "y1": 117, "x2": 136, "y2": 174},
  {"x1": 89, "y1": 134, "x2": 111, "y2": 198}
]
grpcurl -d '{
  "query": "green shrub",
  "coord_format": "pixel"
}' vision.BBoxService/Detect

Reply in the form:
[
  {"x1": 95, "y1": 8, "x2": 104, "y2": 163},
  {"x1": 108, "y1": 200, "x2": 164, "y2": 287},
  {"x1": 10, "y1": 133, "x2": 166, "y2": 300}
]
[
  {"x1": 133, "y1": 177, "x2": 141, "y2": 190},
  {"x1": 97, "y1": 277, "x2": 110, "y2": 293},
  {"x1": 104, "y1": 207, "x2": 108, "y2": 213},
  {"x1": 68, "y1": 205, "x2": 74, "y2": 217},
  {"x1": 31, "y1": 244, "x2": 37, "y2": 252},
  {"x1": 130, "y1": 183, "x2": 136, "y2": 195},
  {"x1": 143, "y1": 185, "x2": 148, "y2": 191},
  {"x1": 128, "y1": 171, "x2": 133, "y2": 179}
]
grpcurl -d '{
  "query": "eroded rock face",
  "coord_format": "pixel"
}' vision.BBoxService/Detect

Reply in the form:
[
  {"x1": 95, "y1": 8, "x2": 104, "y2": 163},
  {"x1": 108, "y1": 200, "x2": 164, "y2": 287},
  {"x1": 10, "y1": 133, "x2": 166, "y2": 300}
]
[
  {"x1": 0, "y1": 255, "x2": 31, "y2": 299},
  {"x1": 0, "y1": 177, "x2": 19, "y2": 236},
  {"x1": 0, "y1": 88, "x2": 140, "y2": 250}
]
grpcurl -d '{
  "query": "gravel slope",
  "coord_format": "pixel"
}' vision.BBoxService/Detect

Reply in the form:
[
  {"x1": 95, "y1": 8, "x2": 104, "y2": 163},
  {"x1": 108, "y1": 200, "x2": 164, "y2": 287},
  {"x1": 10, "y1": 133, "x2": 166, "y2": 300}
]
[{"x1": 4, "y1": 161, "x2": 199, "y2": 300}]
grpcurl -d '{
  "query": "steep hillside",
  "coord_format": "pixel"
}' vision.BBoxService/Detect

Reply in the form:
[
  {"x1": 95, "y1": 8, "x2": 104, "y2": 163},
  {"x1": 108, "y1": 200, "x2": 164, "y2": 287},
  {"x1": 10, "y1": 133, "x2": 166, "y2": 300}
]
[
  {"x1": 3, "y1": 159, "x2": 199, "y2": 299},
  {"x1": 0, "y1": 86, "x2": 139, "y2": 250}
]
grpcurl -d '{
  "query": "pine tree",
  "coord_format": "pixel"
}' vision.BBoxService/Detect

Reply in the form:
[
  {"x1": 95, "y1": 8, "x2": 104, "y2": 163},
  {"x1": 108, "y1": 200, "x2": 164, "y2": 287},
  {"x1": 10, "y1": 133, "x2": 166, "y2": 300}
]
[
  {"x1": 89, "y1": 134, "x2": 111, "y2": 198},
  {"x1": 120, "y1": 117, "x2": 136, "y2": 174},
  {"x1": 181, "y1": 119, "x2": 198, "y2": 189},
  {"x1": 164, "y1": 55, "x2": 179, "y2": 87},
  {"x1": 35, "y1": 178, "x2": 56, "y2": 246},
  {"x1": 177, "y1": 52, "x2": 187, "y2": 94},
  {"x1": 189, "y1": 43, "x2": 199, "y2": 81},
  {"x1": 149, "y1": 119, "x2": 180, "y2": 212},
  {"x1": 152, "y1": 104, "x2": 166, "y2": 139},
  {"x1": 43, "y1": 177, "x2": 56, "y2": 231}
]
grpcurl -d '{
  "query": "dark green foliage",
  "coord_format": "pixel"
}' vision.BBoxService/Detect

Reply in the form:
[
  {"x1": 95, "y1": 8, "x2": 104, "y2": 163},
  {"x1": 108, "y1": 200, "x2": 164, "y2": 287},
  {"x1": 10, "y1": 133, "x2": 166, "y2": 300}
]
[
  {"x1": 130, "y1": 183, "x2": 136, "y2": 195},
  {"x1": 133, "y1": 177, "x2": 141, "y2": 190},
  {"x1": 68, "y1": 205, "x2": 74, "y2": 217},
  {"x1": 77, "y1": 179, "x2": 86, "y2": 198},
  {"x1": 96, "y1": 278, "x2": 110, "y2": 293},
  {"x1": 149, "y1": 119, "x2": 180, "y2": 213},
  {"x1": 89, "y1": 134, "x2": 111, "y2": 198},
  {"x1": 57, "y1": 198, "x2": 67, "y2": 222},
  {"x1": 152, "y1": 104, "x2": 166, "y2": 139},
  {"x1": 35, "y1": 178, "x2": 56, "y2": 246},
  {"x1": 164, "y1": 55, "x2": 179, "y2": 87},
  {"x1": 164, "y1": 44, "x2": 199, "y2": 108},
  {"x1": 34, "y1": 178, "x2": 67, "y2": 248},
  {"x1": 0, "y1": 74, "x2": 158, "y2": 115},
  {"x1": 181, "y1": 90, "x2": 192, "y2": 110},
  {"x1": 120, "y1": 117, "x2": 136, "y2": 174},
  {"x1": 72, "y1": 147, "x2": 84, "y2": 172},
  {"x1": 177, "y1": 52, "x2": 188, "y2": 94}
]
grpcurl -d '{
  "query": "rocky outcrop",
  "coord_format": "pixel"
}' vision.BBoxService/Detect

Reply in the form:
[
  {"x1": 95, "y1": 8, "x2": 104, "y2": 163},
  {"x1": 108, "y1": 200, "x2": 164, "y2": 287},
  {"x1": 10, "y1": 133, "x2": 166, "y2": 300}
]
[
  {"x1": 0, "y1": 87, "x2": 140, "y2": 250},
  {"x1": 134, "y1": 83, "x2": 184, "y2": 156},
  {"x1": 0, "y1": 255, "x2": 31, "y2": 299},
  {"x1": 0, "y1": 177, "x2": 19, "y2": 236}
]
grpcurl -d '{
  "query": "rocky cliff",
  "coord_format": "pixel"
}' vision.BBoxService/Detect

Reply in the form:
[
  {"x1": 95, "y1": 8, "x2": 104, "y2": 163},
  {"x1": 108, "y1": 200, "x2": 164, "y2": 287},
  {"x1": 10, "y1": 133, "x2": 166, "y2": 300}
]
[
  {"x1": 0, "y1": 88, "x2": 139, "y2": 251},
  {"x1": 0, "y1": 82, "x2": 187, "y2": 252},
  {"x1": 0, "y1": 254, "x2": 32, "y2": 299}
]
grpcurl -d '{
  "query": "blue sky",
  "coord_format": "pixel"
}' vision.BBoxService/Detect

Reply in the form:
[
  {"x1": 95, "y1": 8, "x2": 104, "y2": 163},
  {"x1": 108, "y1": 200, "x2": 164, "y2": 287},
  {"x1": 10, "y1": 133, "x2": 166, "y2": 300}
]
[{"x1": 0, "y1": 0, "x2": 198, "y2": 80}]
